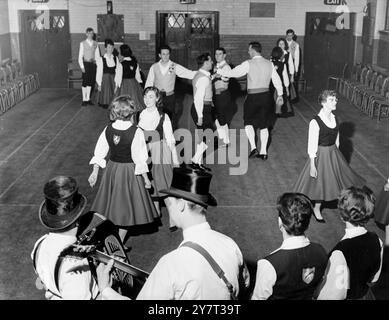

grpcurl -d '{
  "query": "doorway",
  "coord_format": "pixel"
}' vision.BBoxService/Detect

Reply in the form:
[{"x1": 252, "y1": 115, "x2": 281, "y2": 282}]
[
  {"x1": 304, "y1": 12, "x2": 356, "y2": 90},
  {"x1": 156, "y1": 11, "x2": 219, "y2": 70},
  {"x1": 19, "y1": 10, "x2": 71, "y2": 88}
]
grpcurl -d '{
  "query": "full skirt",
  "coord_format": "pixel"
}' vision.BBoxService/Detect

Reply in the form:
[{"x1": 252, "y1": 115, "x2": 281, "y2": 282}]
[
  {"x1": 98, "y1": 73, "x2": 115, "y2": 106},
  {"x1": 293, "y1": 145, "x2": 366, "y2": 201},
  {"x1": 117, "y1": 78, "x2": 146, "y2": 112},
  {"x1": 148, "y1": 140, "x2": 174, "y2": 198},
  {"x1": 374, "y1": 188, "x2": 389, "y2": 226},
  {"x1": 91, "y1": 160, "x2": 159, "y2": 227}
]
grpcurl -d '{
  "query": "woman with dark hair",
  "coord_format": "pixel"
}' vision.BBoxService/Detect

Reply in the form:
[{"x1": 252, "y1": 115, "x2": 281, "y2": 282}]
[
  {"x1": 252, "y1": 193, "x2": 327, "y2": 300},
  {"x1": 117, "y1": 44, "x2": 145, "y2": 111},
  {"x1": 374, "y1": 177, "x2": 389, "y2": 245},
  {"x1": 88, "y1": 95, "x2": 159, "y2": 242},
  {"x1": 270, "y1": 46, "x2": 291, "y2": 118},
  {"x1": 96, "y1": 39, "x2": 122, "y2": 108},
  {"x1": 293, "y1": 90, "x2": 366, "y2": 222},
  {"x1": 316, "y1": 186, "x2": 383, "y2": 300},
  {"x1": 277, "y1": 38, "x2": 294, "y2": 81},
  {"x1": 138, "y1": 87, "x2": 179, "y2": 231}
]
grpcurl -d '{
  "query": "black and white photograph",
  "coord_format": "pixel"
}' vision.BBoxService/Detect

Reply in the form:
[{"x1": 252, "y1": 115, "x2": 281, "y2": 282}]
[{"x1": 0, "y1": 0, "x2": 388, "y2": 310}]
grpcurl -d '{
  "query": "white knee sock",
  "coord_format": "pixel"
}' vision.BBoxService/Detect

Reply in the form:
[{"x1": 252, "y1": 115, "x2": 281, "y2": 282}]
[
  {"x1": 259, "y1": 128, "x2": 269, "y2": 155},
  {"x1": 86, "y1": 86, "x2": 91, "y2": 100},
  {"x1": 82, "y1": 87, "x2": 87, "y2": 101},
  {"x1": 224, "y1": 124, "x2": 230, "y2": 144},
  {"x1": 215, "y1": 119, "x2": 225, "y2": 142},
  {"x1": 245, "y1": 125, "x2": 256, "y2": 151},
  {"x1": 191, "y1": 141, "x2": 208, "y2": 164}
]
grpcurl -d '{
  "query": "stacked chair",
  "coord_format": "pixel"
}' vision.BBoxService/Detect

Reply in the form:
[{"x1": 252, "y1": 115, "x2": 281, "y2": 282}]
[
  {"x1": 328, "y1": 63, "x2": 389, "y2": 122},
  {"x1": 0, "y1": 59, "x2": 40, "y2": 115}
]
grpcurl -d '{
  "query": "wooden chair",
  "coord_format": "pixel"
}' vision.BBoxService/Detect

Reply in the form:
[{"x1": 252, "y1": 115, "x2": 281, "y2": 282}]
[
  {"x1": 353, "y1": 70, "x2": 377, "y2": 110},
  {"x1": 342, "y1": 64, "x2": 363, "y2": 99},
  {"x1": 67, "y1": 61, "x2": 83, "y2": 88},
  {"x1": 360, "y1": 74, "x2": 383, "y2": 114},
  {"x1": 370, "y1": 78, "x2": 389, "y2": 121},
  {"x1": 351, "y1": 68, "x2": 373, "y2": 109},
  {"x1": 327, "y1": 62, "x2": 348, "y2": 92},
  {"x1": 346, "y1": 66, "x2": 368, "y2": 103}
]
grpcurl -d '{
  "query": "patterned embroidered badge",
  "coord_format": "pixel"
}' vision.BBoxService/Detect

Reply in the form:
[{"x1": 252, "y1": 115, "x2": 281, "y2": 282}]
[
  {"x1": 302, "y1": 267, "x2": 315, "y2": 284},
  {"x1": 113, "y1": 135, "x2": 121, "y2": 145}
]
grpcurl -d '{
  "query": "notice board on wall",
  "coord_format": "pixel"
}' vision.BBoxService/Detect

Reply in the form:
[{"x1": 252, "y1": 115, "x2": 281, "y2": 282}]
[{"x1": 97, "y1": 14, "x2": 124, "y2": 43}]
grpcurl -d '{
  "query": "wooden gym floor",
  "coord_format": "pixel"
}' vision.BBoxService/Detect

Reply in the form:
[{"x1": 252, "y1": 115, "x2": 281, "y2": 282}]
[{"x1": 0, "y1": 86, "x2": 388, "y2": 299}]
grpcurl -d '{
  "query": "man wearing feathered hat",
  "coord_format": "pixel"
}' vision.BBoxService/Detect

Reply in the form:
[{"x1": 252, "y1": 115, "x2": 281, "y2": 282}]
[
  {"x1": 31, "y1": 176, "x2": 99, "y2": 299},
  {"x1": 97, "y1": 165, "x2": 250, "y2": 300}
]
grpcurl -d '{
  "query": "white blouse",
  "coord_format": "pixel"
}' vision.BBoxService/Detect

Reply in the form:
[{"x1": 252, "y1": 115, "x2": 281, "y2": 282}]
[
  {"x1": 308, "y1": 109, "x2": 340, "y2": 158},
  {"x1": 96, "y1": 53, "x2": 123, "y2": 88},
  {"x1": 138, "y1": 108, "x2": 176, "y2": 149},
  {"x1": 89, "y1": 120, "x2": 149, "y2": 175},
  {"x1": 316, "y1": 226, "x2": 383, "y2": 300}
]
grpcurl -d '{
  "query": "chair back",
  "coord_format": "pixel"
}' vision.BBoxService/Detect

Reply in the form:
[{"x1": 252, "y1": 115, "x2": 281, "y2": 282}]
[
  {"x1": 381, "y1": 77, "x2": 389, "y2": 96},
  {"x1": 368, "y1": 71, "x2": 378, "y2": 90},
  {"x1": 362, "y1": 68, "x2": 373, "y2": 86},
  {"x1": 374, "y1": 74, "x2": 384, "y2": 94},
  {"x1": 342, "y1": 63, "x2": 349, "y2": 78},
  {"x1": 0, "y1": 67, "x2": 5, "y2": 86}
]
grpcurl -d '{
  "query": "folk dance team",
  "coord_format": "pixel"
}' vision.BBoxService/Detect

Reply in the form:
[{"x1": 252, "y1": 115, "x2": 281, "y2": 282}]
[{"x1": 32, "y1": 27, "x2": 386, "y2": 300}]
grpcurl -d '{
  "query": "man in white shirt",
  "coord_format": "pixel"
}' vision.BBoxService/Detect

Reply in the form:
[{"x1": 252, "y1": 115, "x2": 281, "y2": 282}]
[
  {"x1": 216, "y1": 42, "x2": 283, "y2": 160},
  {"x1": 31, "y1": 176, "x2": 99, "y2": 300},
  {"x1": 213, "y1": 47, "x2": 234, "y2": 146},
  {"x1": 190, "y1": 53, "x2": 216, "y2": 168},
  {"x1": 145, "y1": 45, "x2": 196, "y2": 130},
  {"x1": 97, "y1": 165, "x2": 250, "y2": 300},
  {"x1": 78, "y1": 27, "x2": 100, "y2": 106},
  {"x1": 286, "y1": 29, "x2": 300, "y2": 102}
]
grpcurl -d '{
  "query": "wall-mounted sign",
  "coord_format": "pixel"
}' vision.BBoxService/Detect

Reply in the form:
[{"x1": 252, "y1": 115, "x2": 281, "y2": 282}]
[
  {"x1": 180, "y1": 0, "x2": 196, "y2": 4},
  {"x1": 324, "y1": 0, "x2": 346, "y2": 5}
]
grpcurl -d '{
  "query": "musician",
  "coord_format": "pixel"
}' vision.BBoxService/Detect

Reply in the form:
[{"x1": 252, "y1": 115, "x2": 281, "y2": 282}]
[
  {"x1": 97, "y1": 165, "x2": 250, "y2": 300},
  {"x1": 31, "y1": 176, "x2": 99, "y2": 300}
]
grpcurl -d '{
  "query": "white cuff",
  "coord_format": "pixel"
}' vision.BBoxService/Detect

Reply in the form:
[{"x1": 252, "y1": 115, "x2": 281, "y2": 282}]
[
  {"x1": 89, "y1": 157, "x2": 106, "y2": 169},
  {"x1": 134, "y1": 163, "x2": 149, "y2": 175}
]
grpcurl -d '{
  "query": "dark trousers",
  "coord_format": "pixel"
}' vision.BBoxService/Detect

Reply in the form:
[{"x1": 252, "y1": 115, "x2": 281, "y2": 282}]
[
  {"x1": 190, "y1": 103, "x2": 215, "y2": 131},
  {"x1": 162, "y1": 94, "x2": 177, "y2": 130},
  {"x1": 82, "y1": 61, "x2": 96, "y2": 87},
  {"x1": 214, "y1": 90, "x2": 234, "y2": 126}
]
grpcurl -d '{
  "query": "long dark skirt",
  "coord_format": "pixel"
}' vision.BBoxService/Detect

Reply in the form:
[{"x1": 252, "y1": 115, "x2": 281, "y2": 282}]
[
  {"x1": 98, "y1": 73, "x2": 115, "y2": 106},
  {"x1": 375, "y1": 187, "x2": 389, "y2": 226},
  {"x1": 91, "y1": 160, "x2": 159, "y2": 227},
  {"x1": 293, "y1": 145, "x2": 366, "y2": 201},
  {"x1": 118, "y1": 78, "x2": 146, "y2": 112}
]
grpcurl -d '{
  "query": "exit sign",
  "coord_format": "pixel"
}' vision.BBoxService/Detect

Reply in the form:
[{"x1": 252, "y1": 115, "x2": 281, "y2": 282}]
[{"x1": 324, "y1": 0, "x2": 344, "y2": 5}]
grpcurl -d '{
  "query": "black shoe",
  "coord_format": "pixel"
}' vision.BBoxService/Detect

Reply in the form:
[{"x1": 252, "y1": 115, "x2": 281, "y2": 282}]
[
  {"x1": 123, "y1": 245, "x2": 132, "y2": 253},
  {"x1": 87, "y1": 100, "x2": 94, "y2": 106},
  {"x1": 259, "y1": 154, "x2": 268, "y2": 161},
  {"x1": 81, "y1": 101, "x2": 88, "y2": 106},
  {"x1": 314, "y1": 215, "x2": 326, "y2": 223},
  {"x1": 249, "y1": 149, "x2": 260, "y2": 159},
  {"x1": 188, "y1": 162, "x2": 211, "y2": 172},
  {"x1": 169, "y1": 226, "x2": 178, "y2": 232}
]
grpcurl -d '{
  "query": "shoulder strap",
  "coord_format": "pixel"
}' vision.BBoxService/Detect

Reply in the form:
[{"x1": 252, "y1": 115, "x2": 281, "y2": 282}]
[{"x1": 181, "y1": 241, "x2": 236, "y2": 300}]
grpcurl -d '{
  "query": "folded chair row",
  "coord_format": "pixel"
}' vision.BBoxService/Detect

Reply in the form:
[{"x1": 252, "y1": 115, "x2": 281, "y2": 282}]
[
  {"x1": 0, "y1": 60, "x2": 40, "y2": 115},
  {"x1": 328, "y1": 63, "x2": 389, "y2": 122}
]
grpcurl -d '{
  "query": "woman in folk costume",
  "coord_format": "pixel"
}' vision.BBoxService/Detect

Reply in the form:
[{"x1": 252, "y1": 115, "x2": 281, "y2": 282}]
[
  {"x1": 96, "y1": 38, "x2": 122, "y2": 108},
  {"x1": 138, "y1": 87, "x2": 180, "y2": 231},
  {"x1": 277, "y1": 38, "x2": 295, "y2": 116},
  {"x1": 117, "y1": 44, "x2": 146, "y2": 112},
  {"x1": 316, "y1": 186, "x2": 383, "y2": 300},
  {"x1": 88, "y1": 95, "x2": 159, "y2": 242},
  {"x1": 374, "y1": 177, "x2": 389, "y2": 245},
  {"x1": 293, "y1": 90, "x2": 365, "y2": 222},
  {"x1": 270, "y1": 46, "x2": 291, "y2": 118}
]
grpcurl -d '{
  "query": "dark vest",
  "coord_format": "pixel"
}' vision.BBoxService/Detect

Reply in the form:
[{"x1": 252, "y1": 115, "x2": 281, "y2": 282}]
[
  {"x1": 332, "y1": 231, "x2": 381, "y2": 299},
  {"x1": 103, "y1": 56, "x2": 117, "y2": 74},
  {"x1": 142, "y1": 111, "x2": 165, "y2": 143},
  {"x1": 265, "y1": 242, "x2": 328, "y2": 300},
  {"x1": 105, "y1": 124, "x2": 137, "y2": 163},
  {"x1": 122, "y1": 59, "x2": 138, "y2": 79},
  {"x1": 314, "y1": 115, "x2": 339, "y2": 146}
]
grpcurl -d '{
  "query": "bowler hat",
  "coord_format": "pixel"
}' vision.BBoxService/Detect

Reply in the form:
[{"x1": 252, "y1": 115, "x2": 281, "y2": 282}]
[
  {"x1": 160, "y1": 165, "x2": 217, "y2": 207},
  {"x1": 39, "y1": 176, "x2": 87, "y2": 231}
]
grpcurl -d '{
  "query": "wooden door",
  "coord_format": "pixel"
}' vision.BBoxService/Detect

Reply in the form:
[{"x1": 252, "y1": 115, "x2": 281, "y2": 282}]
[
  {"x1": 20, "y1": 10, "x2": 71, "y2": 88},
  {"x1": 304, "y1": 12, "x2": 355, "y2": 90},
  {"x1": 157, "y1": 11, "x2": 219, "y2": 69}
]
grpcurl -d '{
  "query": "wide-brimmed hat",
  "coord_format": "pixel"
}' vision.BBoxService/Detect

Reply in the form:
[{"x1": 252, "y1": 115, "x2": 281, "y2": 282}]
[
  {"x1": 160, "y1": 165, "x2": 217, "y2": 208},
  {"x1": 39, "y1": 176, "x2": 87, "y2": 231}
]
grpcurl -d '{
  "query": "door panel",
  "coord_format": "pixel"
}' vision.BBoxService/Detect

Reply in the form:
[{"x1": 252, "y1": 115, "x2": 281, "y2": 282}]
[
  {"x1": 20, "y1": 10, "x2": 70, "y2": 88},
  {"x1": 304, "y1": 12, "x2": 355, "y2": 90},
  {"x1": 157, "y1": 11, "x2": 219, "y2": 70}
]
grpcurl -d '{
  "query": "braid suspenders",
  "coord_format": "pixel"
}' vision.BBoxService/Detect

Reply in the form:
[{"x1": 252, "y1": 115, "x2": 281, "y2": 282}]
[{"x1": 181, "y1": 241, "x2": 237, "y2": 300}]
